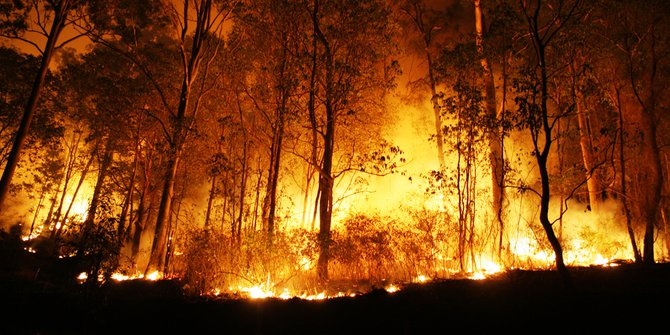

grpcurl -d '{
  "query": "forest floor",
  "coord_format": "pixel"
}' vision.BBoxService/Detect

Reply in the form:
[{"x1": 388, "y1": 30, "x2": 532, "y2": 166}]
[{"x1": 3, "y1": 261, "x2": 670, "y2": 334}]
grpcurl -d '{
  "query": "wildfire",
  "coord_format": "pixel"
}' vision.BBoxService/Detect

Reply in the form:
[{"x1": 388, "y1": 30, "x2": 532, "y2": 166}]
[{"x1": 77, "y1": 270, "x2": 162, "y2": 284}]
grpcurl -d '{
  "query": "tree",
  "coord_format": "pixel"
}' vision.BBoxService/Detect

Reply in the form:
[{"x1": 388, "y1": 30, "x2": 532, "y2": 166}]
[
  {"x1": 308, "y1": 0, "x2": 400, "y2": 281},
  {"x1": 397, "y1": 0, "x2": 454, "y2": 171},
  {"x1": 593, "y1": 0, "x2": 670, "y2": 264},
  {"x1": 0, "y1": 0, "x2": 86, "y2": 212},
  {"x1": 240, "y1": 0, "x2": 305, "y2": 241},
  {"x1": 86, "y1": 0, "x2": 237, "y2": 275},
  {"x1": 515, "y1": 0, "x2": 584, "y2": 284},
  {"x1": 143, "y1": 0, "x2": 235, "y2": 275},
  {"x1": 474, "y1": 0, "x2": 505, "y2": 250}
]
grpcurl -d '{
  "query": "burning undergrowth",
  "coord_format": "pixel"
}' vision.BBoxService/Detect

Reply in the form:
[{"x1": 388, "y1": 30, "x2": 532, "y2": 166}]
[{"x1": 1, "y1": 186, "x2": 646, "y2": 305}]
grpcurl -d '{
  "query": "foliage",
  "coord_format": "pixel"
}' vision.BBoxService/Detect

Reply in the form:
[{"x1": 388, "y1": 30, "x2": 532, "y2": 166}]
[
  {"x1": 331, "y1": 213, "x2": 395, "y2": 282},
  {"x1": 60, "y1": 216, "x2": 122, "y2": 285}
]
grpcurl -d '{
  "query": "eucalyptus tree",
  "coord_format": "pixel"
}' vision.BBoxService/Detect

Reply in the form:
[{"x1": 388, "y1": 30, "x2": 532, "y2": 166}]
[
  {"x1": 0, "y1": 47, "x2": 63, "y2": 228},
  {"x1": 395, "y1": 0, "x2": 459, "y2": 171},
  {"x1": 307, "y1": 0, "x2": 401, "y2": 281},
  {"x1": 435, "y1": 41, "x2": 491, "y2": 272},
  {"x1": 0, "y1": 0, "x2": 88, "y2": 212},
  {"x1": 237, "y1": 0, "x2": 307, "y2": 242},
  {"x1": 56, "y1": 44, "x2": 161, "y2": 265},
  {"x1": 514, "y1": 0, "x2": 584, "y2": 284},
  {"x1": 473, "y1": 0, "x2": 506, "y2": 244},
  {"x1": 591, "y1": 0, "x2": 670, "y2": 264},
  {"x1": 86, "y1": 0, "x2": 239, "y2": 275}
]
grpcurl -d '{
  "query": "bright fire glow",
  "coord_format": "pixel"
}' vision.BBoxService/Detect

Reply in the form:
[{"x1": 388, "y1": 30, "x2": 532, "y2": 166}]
[{"x1": 144, "y1": 271, "x2": 161, "y2": 281}]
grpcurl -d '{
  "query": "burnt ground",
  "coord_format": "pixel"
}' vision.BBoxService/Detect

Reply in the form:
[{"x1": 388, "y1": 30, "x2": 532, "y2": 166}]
[{"x1": 3, "y1": 262, "x2": 670, "y2": 335}]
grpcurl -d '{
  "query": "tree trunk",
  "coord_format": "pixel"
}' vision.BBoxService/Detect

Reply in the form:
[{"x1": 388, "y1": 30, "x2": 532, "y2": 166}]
[
  {"x1": 263, "y1": 116, "x2": 284, "y2": 240},
  {"x1": 236, "y1": 100, "x2": 249, "y2": 246},
  {"x1": 638, "y1": 105, "x2": 661, "y2": 265},
  {"x1": 80, "y1": 140, "x2": 114, "y2": 243},
  {"x1": 49, "y1": 130, "x2": 83, "y2": 245},
  {"x1": 401, "y1": 1, "x2": 446, "y2": 169},
  {"x1": 474, "y1": 0, "x2": 505, "y2": 259},
  {"x1": 145, "y1": 151, "x2": 180, "y2": 275},
  {"x1": 144, "y1": 0, "x2": 221, "y2": 275},
  {"x1": 614, "y1": 87, "x2": 641, "y2": 262},
  {"x1": 307, "y1": 6, "x2": 320, "y2": 232},
  {"x1": 60, "y1": 147, "x2": 96, "y2": 232},
  {"x1": 313, "y1": 0, "x2": 335, "y2": 282},
  {"x1": 131, "y1": 159, "x2": 154, "y2": 268},
  {"x1": 204, "y1": 175, "x2": 217, "y2": 232},
  {"x1": 118, "y1": 125, "x2": 142, "y2": 241},
  {"x1": 29, "y1": 187, "x2": 47, "y2": 239},
  {"x1": 537, "y1": 50, "x2": 570, "y2": 284},
  {"x1": 316, "y1": 117, "x2": 334, "y2": 282},
  {"x1": 522, "y1": 0, "x2": 573, "y2": 286},
  {"x1": 571, "y1": 58, "x2": 602, "y2": 211},
  {"x1": 0, "y1": 0, "x2": 70, "y2": 211}
]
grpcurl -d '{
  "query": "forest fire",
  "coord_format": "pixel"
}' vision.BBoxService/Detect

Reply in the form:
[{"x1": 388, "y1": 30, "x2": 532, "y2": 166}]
[{"x1": 0, "y1": 0, "x2": 669, "y2": 318}]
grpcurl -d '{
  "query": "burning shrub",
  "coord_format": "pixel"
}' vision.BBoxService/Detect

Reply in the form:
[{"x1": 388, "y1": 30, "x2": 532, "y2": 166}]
[
  {"x1": 179, "y1": 228, "x2": 231, "y2": 295},
  {"x1": 331, "y1": 213, "x2": 395, "y2": 284},
  {"x1": 179, "y1": 226, "x2": 321, "y2": 296},
  {"x1": 61, "y1": 216, "x2": 122, "y2": 285},
  {"x1": 392, "y1": 206, "x2": 456, "y2": 279}
]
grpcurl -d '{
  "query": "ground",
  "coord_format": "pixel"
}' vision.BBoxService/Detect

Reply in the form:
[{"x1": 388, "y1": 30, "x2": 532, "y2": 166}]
[{"x1": 3, "y1": 262, "x2": 670, "y2": 334}]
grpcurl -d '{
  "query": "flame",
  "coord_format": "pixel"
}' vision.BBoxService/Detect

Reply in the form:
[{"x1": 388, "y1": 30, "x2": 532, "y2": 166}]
[
  {"x1": 15, "y1": 100, "x2": 648, "y2": 303},
  {"x1": 385, "y1": 284, "x2": 399, "y2": 293},
  {"x1": 415, "y1": 275, "x2": 429, "y2": 283}
]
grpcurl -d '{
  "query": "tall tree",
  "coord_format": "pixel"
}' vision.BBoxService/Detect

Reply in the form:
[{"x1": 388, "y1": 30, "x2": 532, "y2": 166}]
[
  {"x1": 597, "y1": 0, "x2": 670, "y2": 264},
  {"x1": 515, "y1": 0, "x2": 583, "y2": 284},
  {"x1": 474, "y1": 0, "x2": 506, "y2": 261},
  {"x1": 242, "y1": 0, "x2": 304, "y2": 241},
  {"x1": 309, "y1": 0, "x2": 399, "y2": 281},
  {"x1": 0, "y1": 0, "x2": 88, "y2": 212},
  {"x1": 398, "y1": 0, "x2": 452, "y2": 170},
  {"x1": 87, "y1": 0, "x2": 236, "y2": 275},
  {"x1": 144, "y1": 0, "x2": 234, "y2": 274}
]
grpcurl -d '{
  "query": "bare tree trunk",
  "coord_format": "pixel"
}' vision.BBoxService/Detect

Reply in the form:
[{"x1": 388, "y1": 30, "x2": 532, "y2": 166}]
[
  {"x1": 49, "y1": 130, "x2": 83, "y2": 245},
  {"x1": 262, "y1": 117, "x2": 284, "y2": 240},
  {"x1": 60, "y1": 147, "x2": 96, "y2": 231},
  {"x1": 313, "y1": 0, "x2": 335, "y2": 282},
  {"x1": 29, "y1": 187, "x2": 48, "y2": 239},
  {"x1": 146, "y1": 152, "x2": 180, "y2": 274},
  {"x1": 130, "y1": 146, "x2": 154, "y2": 266},
  {"x1": 164, "y1": 168, "x2": 188, "y2": 275},
  {"x1": 204, "y1": 175, "x2": 217, "y2": 232},
  {"x1": 474, "y1": 0, "x2": 505, "y2": 256},
  {"x1": 400, "y1": 1, "x2": 446, "y2": 169},
  {"x1": 252, "y1": 160, "x2": 262, "y2": 232},
  {"x1": 145, "y1": 0, "x2": 227, "y2": 275},
  {"x1": 307, "y1": 7, "x2": 320, "y2": 233},
  {"x1": 638, "y1": 106, "x2": 661, "y2": 265},
  {"x1": 614, "y1": 87, "x2": 641, "y2": 262},
  {"x1": 80, "y1": 140, "x2": 114, "y2": 242},
  {"x1": 236, "y1": 100, "x2": 249, "y2": 246},
  {"x1": 118, "y1": 123, "x2": 144, "y2": 241},
  {"x1": 571, "y1": 58, "x2": 602, "y2": 211}
]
